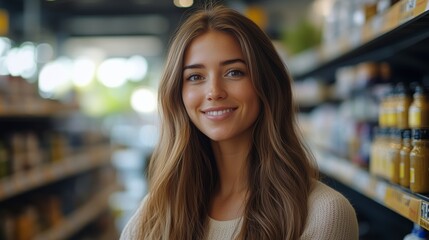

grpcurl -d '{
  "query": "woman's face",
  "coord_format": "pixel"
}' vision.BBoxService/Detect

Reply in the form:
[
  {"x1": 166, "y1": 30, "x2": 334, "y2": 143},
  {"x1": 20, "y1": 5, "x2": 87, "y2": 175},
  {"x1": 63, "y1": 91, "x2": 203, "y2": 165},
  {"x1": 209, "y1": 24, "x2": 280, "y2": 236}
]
[{"x1": 182, "y1": 30, "x2": 260, "y2": 143}]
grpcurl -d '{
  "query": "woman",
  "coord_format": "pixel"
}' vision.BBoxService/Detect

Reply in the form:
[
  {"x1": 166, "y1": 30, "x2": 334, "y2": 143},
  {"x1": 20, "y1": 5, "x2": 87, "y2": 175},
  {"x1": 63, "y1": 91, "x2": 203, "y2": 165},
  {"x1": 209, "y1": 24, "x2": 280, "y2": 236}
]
[{"x1": 121, "y1": 5, "x2": 358, "y2": 240}]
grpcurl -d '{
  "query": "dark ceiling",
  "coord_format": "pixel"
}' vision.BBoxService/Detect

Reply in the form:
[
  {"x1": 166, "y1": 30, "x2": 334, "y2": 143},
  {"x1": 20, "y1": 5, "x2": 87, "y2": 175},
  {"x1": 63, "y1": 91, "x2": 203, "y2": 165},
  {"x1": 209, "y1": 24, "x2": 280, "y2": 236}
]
[
  {"x1": 0, "y1": 0, "x2": 312, "y2": 58},
  {"x1": 1, "y1": 0, "x2": 265, "y2": 41}
]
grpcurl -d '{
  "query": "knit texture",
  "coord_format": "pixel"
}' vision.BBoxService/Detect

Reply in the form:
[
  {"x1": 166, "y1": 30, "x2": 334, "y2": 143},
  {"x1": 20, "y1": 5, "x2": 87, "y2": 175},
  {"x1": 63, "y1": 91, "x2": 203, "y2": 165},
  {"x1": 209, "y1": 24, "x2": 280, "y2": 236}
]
[
  {"x1": 120, "y1": 181, "x2": 359, "y2": 240},
  {"x1": 206, "y1": 217, "x2": 243, "y2": 240}
]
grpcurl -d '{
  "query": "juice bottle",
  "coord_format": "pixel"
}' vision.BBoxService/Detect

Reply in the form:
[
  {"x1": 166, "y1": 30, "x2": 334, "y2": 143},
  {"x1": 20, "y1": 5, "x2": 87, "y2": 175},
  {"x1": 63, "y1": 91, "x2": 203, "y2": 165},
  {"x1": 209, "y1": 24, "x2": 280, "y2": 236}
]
[
  {"x1": 396, "y1": 83, "x2": 412, "y2": 129},
  {"x1": 399, "y1": 129, "x2": 412, "y2": 187},
  {"x1": 409, "y1": 85, "x2": 429, "y2": 128},
  {"x1": 387, "y1": 128, "x2": 401, "y2": 183},
  {"x1": 410, "y1": 128, "x2": 429, "y2": 193}
]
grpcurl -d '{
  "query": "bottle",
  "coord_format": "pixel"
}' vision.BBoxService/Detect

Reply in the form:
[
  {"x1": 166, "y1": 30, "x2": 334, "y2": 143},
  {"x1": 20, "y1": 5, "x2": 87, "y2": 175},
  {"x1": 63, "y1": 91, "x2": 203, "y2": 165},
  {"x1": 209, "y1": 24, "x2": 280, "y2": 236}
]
[
  {"x1": 409, "y1": 85, "x2": 429, "y2": 128},
  {"x1": 410, "y1": 128, "x2": 429, "y2": 193},
  {"x1": 396, "y1": 83, "x2": 413, "y2": 129},
  {"x1": 370, "y1": 127, "x2": 381, "y2": 176},
  {"x1": 386, "y1": 89, "x2": 399, "y2": 128},
  {"x1": 379, "y1": 94, "x2": 389, "y2": 128},
  {"x1": 387, "y1": 128, "x2": 402, "y2": 183},
  {"x1": 399, "y1": 129, "x2": 412, "y2": 187}
]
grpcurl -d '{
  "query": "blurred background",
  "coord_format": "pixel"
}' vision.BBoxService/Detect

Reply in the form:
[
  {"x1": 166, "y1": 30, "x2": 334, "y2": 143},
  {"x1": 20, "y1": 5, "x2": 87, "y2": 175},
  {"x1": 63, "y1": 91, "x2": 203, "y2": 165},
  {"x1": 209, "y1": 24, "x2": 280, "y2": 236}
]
[{"x1": 0, "y1": 0, "x2": 428, "y2": 239}]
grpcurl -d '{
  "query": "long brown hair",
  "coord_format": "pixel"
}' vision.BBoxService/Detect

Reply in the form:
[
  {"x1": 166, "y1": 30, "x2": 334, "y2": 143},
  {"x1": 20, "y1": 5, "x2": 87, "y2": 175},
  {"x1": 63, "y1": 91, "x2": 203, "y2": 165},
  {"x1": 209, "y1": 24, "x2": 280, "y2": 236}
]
[{"x1": 139, "y1": 5, "x2": 318, "y2": 240}]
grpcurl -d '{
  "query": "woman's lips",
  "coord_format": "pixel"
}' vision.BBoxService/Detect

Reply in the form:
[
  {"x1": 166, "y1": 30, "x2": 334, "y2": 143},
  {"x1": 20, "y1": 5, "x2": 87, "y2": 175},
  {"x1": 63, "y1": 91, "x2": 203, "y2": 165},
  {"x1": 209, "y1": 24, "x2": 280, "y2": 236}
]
[{"x1": 201, "y1": 107, "x2": 237, "y2": 118}]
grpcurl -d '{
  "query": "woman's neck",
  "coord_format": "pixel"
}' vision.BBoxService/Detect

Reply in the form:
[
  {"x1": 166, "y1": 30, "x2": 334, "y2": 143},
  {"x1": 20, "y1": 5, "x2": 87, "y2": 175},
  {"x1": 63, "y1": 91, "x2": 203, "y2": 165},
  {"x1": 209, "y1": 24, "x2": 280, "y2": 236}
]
[
  {"x1": 209, "y1": 141, "x2": 249, "y2": 220},
  {"x1": 211, "y1": 139, "x2": 250, "y2": 196}
]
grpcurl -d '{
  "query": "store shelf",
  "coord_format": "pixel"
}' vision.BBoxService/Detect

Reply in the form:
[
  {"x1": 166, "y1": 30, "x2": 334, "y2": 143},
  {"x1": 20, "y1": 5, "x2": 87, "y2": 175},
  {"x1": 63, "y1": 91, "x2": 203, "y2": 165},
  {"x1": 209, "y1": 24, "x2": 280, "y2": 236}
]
[
  {"x1": 0, "y1": 103, "x2": 79, "y2": 118},
  {"x1": 312, "y1": 144, "x2": 429, "y2": 230},
  {"x1": 34, "y1": 183, "x2": 119, "y2": 240},
  {"x1": 0, "y1": 144, "x2": 112, "y2": 201},
  {"x1": 290, "y1": 0, "x2": 429, "y2": 80}
]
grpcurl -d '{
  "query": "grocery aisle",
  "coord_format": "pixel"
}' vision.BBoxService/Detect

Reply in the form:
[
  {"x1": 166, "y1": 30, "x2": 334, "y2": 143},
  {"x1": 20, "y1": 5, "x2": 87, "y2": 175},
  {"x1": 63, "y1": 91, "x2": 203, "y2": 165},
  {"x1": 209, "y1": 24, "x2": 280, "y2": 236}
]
[
  {"x1": 291, "y1": 0, "x2": 429, "y2": 239},
  {"x1": 0, "y1": 0, "x2": 428, "y2": 239}
]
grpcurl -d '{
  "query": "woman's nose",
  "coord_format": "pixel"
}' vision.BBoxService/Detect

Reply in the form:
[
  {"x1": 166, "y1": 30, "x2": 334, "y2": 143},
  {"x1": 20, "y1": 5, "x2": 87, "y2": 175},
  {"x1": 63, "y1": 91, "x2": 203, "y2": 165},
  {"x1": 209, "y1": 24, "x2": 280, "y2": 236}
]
[{"x1": 206, "y1": 78, "x2": 227, "y2": 101}]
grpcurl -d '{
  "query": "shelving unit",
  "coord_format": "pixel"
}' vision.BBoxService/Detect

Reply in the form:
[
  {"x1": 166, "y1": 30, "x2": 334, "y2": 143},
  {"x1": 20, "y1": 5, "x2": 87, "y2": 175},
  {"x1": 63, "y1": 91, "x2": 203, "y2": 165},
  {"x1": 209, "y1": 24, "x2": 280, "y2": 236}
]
[
  {"x1": 0, "y1": 103, "x2": 79, "y2": 118},
  {"x1": 290, "y1": 0, "x2": 429, "y2": 236},
  {"x1": 312, "y1": 144, "x2": 429, "y2": 230},
  {"x1": 0, "y1": 144, "x2": 112, "y2": 201},
  {"x1": 290, "y1": 0, "x2": 429, "y2": 80},
  {"x1": 0, "y1": 77, "x2": 119, "y2": 239},
  {"x1": 34, "y1": 182, "x2": 119, "y2": 240}
]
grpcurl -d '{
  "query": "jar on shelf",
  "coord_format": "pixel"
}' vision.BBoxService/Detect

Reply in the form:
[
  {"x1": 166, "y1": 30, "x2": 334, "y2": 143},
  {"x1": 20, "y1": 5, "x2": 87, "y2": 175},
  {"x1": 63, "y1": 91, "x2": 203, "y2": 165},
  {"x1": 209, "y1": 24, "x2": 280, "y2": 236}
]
[
  {"x1": 409, "y1": 85, "x2": 429, "y2": 128},
  {"x1": 396, "y1": 83, "x2": 412, "y2": 129},
  {"x1": 387, "y1": 128, "x2": 402, "y2": 183},
  {"x1": 379, "y1": 88, "x2": 398, "y2": 128},
  {"x1": 410, "y1": 128, "x2": 429, "y2": 193},
  {"x1": 399, "y1": 129, "x2": 412, "y2": 187}
]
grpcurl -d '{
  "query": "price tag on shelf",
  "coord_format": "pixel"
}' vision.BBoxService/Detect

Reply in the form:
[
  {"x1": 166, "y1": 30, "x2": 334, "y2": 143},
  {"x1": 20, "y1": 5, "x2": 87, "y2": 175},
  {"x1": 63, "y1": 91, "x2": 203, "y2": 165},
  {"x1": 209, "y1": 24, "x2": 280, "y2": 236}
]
[
  {"x1": 400, "y1": 0, "x2": 417, "y2": 22},
  {"x1": 405, "y1": 0, "x2": 417, "y2": 11},
  {"x1": 385, "y1": 186, "x2": 420, "y2": 222},
  {"x1": 419, "y1": 201, "x2": 429, "y2": 230}
]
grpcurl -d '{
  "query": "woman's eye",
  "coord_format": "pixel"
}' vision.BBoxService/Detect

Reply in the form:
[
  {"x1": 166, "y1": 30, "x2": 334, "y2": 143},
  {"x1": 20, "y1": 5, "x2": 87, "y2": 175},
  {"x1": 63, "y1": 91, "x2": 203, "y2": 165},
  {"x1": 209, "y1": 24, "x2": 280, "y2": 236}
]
[
  {"x1": 226, "y1": 70, "x2": 244, "y2": 77},
  {"x1": 187, "y1": 74, "x2": 203, "y2": 81}
]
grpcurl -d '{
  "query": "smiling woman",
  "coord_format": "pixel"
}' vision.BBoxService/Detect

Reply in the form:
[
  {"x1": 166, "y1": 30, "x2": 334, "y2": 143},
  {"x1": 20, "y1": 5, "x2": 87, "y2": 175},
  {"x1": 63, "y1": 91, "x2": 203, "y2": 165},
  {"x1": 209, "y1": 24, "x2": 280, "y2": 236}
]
[
  {"x1": 182, "y1": 31, "x2": 260, "y2": 143},
  {"x1": 120, "y1": 4, "x2": 358, "y2": 240}
]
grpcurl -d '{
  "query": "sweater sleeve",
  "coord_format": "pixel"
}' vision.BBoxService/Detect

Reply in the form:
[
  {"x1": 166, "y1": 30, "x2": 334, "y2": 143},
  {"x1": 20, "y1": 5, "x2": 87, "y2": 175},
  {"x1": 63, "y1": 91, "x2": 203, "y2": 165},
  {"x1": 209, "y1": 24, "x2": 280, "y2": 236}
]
[{"x1": 300, "y1": 182, "x2": 359, "y2": 240}]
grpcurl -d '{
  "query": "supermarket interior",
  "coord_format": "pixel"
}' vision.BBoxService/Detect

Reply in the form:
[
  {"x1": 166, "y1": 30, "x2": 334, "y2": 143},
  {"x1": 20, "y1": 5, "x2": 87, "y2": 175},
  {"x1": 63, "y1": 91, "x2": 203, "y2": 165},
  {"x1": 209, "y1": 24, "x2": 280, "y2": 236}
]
[{"x1": 0, "y1": 0, "x2": 428, "y2": 239}]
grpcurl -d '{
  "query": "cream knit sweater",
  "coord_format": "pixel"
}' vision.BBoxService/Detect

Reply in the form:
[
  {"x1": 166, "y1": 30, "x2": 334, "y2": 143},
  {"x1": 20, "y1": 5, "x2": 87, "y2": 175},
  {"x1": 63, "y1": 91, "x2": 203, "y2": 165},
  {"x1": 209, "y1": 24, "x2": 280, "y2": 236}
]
[{"x1": 120, "y1": 181, "x2": 359, "y2": 240}]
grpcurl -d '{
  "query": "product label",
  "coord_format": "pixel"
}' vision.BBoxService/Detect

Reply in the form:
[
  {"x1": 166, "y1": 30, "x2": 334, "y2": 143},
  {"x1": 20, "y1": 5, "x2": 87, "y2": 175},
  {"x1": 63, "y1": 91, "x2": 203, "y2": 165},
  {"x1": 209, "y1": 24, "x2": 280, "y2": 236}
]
[
  {"x1": 409, "y1": 109, "x2": 422, "y2": 127},
  {"x1": 411, "y1": 168, "x2": 416, "y2": 183}
]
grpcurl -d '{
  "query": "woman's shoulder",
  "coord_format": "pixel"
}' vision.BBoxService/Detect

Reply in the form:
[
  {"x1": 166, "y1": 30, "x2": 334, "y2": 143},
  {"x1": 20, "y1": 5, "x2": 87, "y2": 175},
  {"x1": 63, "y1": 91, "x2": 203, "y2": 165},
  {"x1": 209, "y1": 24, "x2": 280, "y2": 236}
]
[
  {"x1": 308, "y1": 180, "x2": 350, "y2": 204},
  {"x1": 301, "y1": 180, "x2": 359, "y2": 240}
]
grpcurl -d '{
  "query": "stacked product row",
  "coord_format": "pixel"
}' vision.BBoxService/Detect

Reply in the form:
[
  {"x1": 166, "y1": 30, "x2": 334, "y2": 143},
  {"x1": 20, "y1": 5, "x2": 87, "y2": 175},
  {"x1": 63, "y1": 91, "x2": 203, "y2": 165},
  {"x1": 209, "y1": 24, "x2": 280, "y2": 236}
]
[
  {"x1": 324, "y1": 0, "x2": 399, "y2": 42},
  {"x1": 300, "y1": 62, "x2": 389, "y2": 167},
  {"x1": 0, "y1": 130, "x2": 109, "y2": 180},
  {"x1": 0, "y1": 76, "x2": 75, "y2": 114},
  {"x1": 0, "y1": 166, "x2": 116, "y2": 240},
  {"x1": 370, "y1": 82, "x2": 429, "y2": 193}
]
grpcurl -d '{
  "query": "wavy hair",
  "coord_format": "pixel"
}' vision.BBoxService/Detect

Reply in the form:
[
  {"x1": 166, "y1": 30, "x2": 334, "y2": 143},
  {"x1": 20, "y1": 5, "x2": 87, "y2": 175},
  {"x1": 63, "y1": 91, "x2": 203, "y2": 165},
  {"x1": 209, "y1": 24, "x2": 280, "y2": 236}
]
[{"x1": 138, "y1": 5, "x2": 318, "y2": 240}]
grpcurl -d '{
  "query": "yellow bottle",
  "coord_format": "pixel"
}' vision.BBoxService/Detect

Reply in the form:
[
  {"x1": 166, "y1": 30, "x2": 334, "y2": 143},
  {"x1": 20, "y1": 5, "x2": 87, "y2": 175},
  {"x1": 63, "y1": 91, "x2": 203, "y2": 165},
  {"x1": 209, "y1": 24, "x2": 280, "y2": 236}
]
[
  {"x1": 378, "y1": 128, "x2": 390, "y2": 179},
  {"x1": 396, "y1": 83, "x2": 412, "y2": 129},
  {"x1": 387, "y1": 128, "x2": 401, "y2": 183},
  {"x1": 379, "y1": 96, "x2": 388, "y2": 128},
  {"x1": 386, "y1": 91, "x2": 398, "y2": 128},
  {"x1": 399, "y1": 129, "x2": 412, "y2": 187},
  {"x1": 410, "y1": 128, "x2": 429, "y2": 193},
  {"x1": 409, "y1": 85, "x2": 429, "y2": 128}
]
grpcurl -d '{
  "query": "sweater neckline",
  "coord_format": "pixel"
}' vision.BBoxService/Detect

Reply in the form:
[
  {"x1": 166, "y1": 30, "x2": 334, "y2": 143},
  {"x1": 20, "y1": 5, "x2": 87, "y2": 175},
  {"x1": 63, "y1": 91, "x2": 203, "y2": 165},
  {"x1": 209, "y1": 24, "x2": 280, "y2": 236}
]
[{"x1": 208, "y1": 216, "x2": 242, "y2": 225}]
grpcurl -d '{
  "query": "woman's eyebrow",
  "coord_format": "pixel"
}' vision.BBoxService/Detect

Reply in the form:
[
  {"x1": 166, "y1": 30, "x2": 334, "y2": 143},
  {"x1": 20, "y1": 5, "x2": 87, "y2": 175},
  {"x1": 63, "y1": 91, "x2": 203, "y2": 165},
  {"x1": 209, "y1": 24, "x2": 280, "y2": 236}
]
[
  {"x1": 183, "y1": 63, "x2": 204, "y2": 70},
  {"x1": 183, "y1": 58, "x2": 246, "y2": 71},
  {"x1": 221, "y1": 58, "x2": 246, "y2": 66}
]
